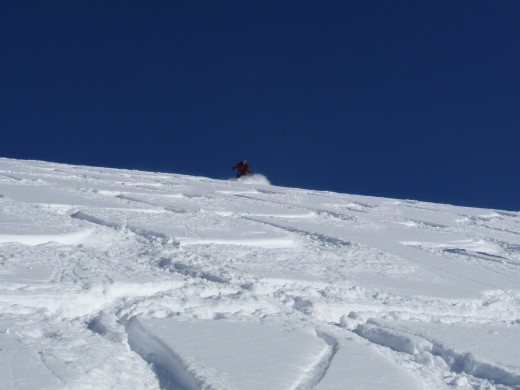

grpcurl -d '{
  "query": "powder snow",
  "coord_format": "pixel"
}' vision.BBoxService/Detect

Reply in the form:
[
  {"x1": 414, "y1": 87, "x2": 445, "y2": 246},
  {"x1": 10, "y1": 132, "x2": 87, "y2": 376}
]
[{"x1": 0, "y1": 158, "x2": 519, "y2": 389}]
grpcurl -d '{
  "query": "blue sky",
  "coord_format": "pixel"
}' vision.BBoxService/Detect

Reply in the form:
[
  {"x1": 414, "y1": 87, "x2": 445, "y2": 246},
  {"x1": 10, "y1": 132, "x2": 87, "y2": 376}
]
[{"x1": 2, "y1": 1, "x2": 519, "y2": 210}]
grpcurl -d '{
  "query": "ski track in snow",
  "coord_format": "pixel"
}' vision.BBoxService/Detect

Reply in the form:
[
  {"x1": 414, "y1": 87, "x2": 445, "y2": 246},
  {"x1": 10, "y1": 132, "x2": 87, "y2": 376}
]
[{"x1": 0, "y1": 158, "x2": 519, "y2": 389}]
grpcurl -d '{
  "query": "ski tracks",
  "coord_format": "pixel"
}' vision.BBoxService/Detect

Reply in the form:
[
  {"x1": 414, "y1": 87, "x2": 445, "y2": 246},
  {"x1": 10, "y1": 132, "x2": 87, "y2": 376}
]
[
  {"x1": 78, "y1": 183, "x2": 520, "y2": 389},
  {"x1": 2, "y1": 161, "x2": 520, "y2": 389},
  {"x1": 220, "y1": 194, "x2": 520, "y2": 389}
]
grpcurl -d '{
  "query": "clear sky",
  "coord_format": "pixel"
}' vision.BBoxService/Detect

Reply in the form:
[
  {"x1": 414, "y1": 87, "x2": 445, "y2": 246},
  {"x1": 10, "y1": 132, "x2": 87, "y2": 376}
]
[{"x1": 2, "y1": 1, "x2": 519, "y2": 210}]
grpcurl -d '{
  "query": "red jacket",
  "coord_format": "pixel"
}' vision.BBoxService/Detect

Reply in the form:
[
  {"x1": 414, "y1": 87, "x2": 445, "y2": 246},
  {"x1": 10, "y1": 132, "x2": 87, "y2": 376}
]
[{"x1": 233, "y1": 161, "x2": 251, "y2": 174}]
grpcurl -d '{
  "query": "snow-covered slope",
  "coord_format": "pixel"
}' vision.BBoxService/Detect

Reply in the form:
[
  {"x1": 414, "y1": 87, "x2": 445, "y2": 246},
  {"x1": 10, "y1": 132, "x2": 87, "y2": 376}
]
[{"x1": 0, "y1": 158, "x2": 519, "y2": 390}]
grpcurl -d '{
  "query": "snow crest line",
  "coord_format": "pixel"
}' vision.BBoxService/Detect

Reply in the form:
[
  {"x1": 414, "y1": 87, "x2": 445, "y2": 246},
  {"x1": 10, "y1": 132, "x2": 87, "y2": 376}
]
[
  {"x1": 355, "y1": 322, "x2": 520, "y2": 388},
  {"x1": 307, "y1": 331, "x2": 340, "y2": 387},
  {"x1": 242, "y1": 216, "x2": 353, "y2": 248},
  {"x1": 124, "y1": 317, "x2": 201, "y2": 390},
  {"x1": 71, "y1": 210, "x2": 177, "y2": 244}
]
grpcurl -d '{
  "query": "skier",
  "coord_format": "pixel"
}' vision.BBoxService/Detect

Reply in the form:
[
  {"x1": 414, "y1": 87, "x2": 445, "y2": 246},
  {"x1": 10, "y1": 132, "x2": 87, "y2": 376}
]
[{"x1": 233, "y1": 159, "x2": 251, "y2": 179}]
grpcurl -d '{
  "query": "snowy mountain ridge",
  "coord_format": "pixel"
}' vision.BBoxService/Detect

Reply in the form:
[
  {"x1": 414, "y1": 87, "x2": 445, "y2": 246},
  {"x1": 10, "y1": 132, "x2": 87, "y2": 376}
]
[{"x1": 0, "y1": 158, "x2": 519, "y2": 390}]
